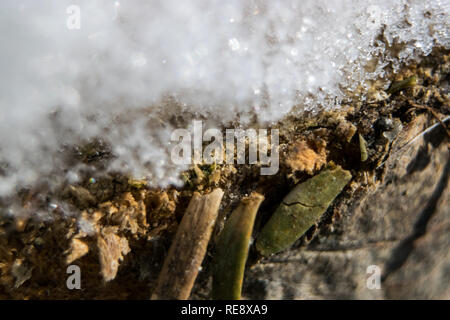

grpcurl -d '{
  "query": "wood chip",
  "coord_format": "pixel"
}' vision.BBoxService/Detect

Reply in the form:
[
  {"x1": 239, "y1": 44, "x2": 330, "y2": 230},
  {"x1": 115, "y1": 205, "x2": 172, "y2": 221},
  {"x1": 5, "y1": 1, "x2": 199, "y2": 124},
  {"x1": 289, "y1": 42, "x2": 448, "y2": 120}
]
[
  {"x1": 97, "y1": 226, "x2": 130, "y2": 282},
  {"x1": 151, "y1": 188, "x2": 224, "y2": 300},
  {"x1": 66, "y1": 238, "x2": 89, "y2": 264}
]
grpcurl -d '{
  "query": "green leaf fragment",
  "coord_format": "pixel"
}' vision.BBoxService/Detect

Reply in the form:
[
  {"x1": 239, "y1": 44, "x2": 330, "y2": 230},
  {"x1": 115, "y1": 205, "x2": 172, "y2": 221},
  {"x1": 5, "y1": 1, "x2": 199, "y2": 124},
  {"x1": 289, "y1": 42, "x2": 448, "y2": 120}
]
[
  {"x1": 386, "y1": 76, "x2": 417, "y2": 94},
  {"x1": 212, "y1": 192, "x2": 264, "y2": 300},
  {"x1": 256, "y1": 166, "x2": 351, "y2": 256}
]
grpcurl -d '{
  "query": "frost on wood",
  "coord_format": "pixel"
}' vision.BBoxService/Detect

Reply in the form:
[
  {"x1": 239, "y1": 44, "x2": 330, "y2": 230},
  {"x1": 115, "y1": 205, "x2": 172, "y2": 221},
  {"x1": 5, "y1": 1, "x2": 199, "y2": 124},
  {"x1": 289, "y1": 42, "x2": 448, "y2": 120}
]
[{"x1": 0, "y1": 0, "x2": 448, "y2": 204}]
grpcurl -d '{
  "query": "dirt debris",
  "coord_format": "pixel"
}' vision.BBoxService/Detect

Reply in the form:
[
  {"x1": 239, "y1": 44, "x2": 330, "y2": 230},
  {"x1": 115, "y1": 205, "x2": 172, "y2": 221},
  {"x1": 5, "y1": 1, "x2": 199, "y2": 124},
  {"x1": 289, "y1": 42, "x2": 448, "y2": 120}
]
[
  {"x1": 11, "y1": 258, "x2": 33, "y2": 288},
  {"x1": 285, "y1": 139, "x2": 327, "y2": 174},
  {"x1": 65, "y1": 238, "x2": 89, "y2": 265},
  {"x1": 0, "y1": 48, "x2": 448, "y2": 299},
  {"x1": 97, "y1": 227, "x2": 131, "y2": 282}
]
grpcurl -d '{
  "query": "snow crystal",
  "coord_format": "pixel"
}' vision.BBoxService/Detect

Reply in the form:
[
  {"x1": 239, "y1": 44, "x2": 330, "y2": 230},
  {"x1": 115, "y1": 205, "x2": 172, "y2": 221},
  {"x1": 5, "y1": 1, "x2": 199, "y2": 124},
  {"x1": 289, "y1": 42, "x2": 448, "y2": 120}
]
[{"x1": 0, "y1": 0, "x2": 448, "y2": 200}]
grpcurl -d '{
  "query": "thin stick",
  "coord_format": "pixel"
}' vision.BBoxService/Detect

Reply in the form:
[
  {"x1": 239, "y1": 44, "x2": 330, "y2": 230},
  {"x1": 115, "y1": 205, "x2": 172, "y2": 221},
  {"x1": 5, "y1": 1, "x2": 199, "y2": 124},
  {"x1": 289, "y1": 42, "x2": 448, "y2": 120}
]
[{"x1": 151, "y1": 188, "x2": 224, "y2": 300}]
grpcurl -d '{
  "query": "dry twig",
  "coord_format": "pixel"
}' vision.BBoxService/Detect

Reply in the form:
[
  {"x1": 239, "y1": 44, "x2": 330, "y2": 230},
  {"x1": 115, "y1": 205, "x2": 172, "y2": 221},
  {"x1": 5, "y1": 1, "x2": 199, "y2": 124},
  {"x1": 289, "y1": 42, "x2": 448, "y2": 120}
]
[{"x1": 151, "y1": 188, "x2": 224, "y2": 300}]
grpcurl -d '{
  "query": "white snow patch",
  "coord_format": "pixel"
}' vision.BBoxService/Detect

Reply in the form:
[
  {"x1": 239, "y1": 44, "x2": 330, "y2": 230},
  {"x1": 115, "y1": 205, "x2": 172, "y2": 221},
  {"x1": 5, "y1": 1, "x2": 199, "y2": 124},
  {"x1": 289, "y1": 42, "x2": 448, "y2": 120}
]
[{"x1": 0, "y1": 0, "x2": 448, "y2": 201}]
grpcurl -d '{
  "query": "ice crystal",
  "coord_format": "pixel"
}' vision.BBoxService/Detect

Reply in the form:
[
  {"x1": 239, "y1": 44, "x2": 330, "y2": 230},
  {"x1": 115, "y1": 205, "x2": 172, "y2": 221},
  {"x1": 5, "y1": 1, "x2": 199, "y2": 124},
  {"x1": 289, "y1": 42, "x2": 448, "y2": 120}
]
[{"x1": 0, "y1": 0, "x2": 448, "y2": 202}]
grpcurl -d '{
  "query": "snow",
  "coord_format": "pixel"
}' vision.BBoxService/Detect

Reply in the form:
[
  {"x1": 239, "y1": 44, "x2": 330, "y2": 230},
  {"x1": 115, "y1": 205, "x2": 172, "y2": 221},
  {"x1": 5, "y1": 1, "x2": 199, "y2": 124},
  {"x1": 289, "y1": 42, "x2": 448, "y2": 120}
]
[{"x1": 0, "y1": 0, "x2": 448, "y2": 199}]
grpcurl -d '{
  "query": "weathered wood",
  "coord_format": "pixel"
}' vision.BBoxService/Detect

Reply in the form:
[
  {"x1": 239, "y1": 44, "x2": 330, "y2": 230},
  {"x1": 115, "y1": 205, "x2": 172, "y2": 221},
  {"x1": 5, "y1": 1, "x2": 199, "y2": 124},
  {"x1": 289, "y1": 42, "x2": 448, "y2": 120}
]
[
  {"x1": 243, "y1": 114, "x2": 450, "y2": 299},
  {"x1": 151, "y1": 188, "x2": 224, "y2": 300}
]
